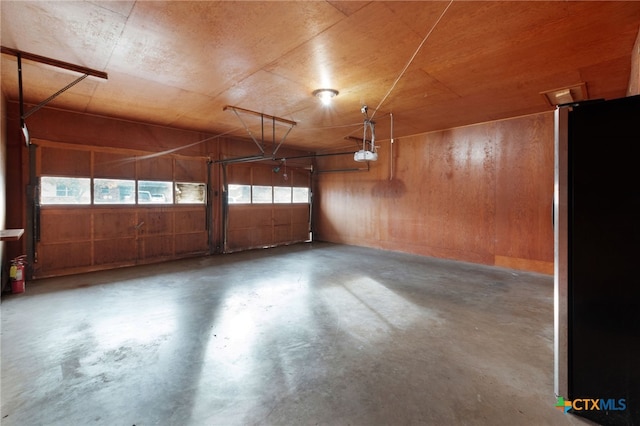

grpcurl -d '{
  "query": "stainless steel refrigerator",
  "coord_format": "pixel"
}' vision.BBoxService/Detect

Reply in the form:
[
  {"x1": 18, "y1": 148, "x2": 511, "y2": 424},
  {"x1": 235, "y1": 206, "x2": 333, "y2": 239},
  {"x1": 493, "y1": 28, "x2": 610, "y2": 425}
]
[{"x1": 555, "y1": 95, "x2": 640, "y2": 425}]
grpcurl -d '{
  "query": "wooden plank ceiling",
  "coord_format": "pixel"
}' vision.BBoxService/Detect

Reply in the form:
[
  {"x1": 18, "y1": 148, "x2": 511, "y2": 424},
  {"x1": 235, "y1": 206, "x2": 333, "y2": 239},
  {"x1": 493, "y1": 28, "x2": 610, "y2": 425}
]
[{"x1": 2, "y1": 1, "x2": 639, "y2": 152}]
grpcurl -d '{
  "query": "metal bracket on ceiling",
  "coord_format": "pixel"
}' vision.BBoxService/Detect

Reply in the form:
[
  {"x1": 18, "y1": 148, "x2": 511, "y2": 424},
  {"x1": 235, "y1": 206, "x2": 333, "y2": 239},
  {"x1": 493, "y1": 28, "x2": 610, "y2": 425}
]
[
  {"x1": 1, "y1": 46, "x2": 108, "y2": 146},
  {"x1": 223, "y1": 105, "x2": 296, "y2": 162},
  {"x1": 22, "y1": 72, "x2": 89, "y2": 120}
]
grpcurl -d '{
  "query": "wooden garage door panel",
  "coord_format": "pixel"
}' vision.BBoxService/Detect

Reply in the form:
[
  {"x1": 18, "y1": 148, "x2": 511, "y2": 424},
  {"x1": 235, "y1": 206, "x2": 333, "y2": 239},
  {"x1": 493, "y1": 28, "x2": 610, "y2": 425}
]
[
  {"x1": 227, "y1": 164, "x2": 252, "y2": 184},
  {"x1": 227, "y1": 206, "x2": 248, "y2": 229},
  {"x1": 175, "y1": 232, "x2": 208, "y2": 254},
  {"x1": 291, "y1": 204, "x2": 310, "y2": 224},
  {"x1": 34, "y1": 142, "x2": 213, "y2": 278},
  {"x1": 40, "y1": 211, "x2": 91, "y2": 242},
  {"x1": 227, "y1": 229, "x2": 251, "y2": 251},
  {"x1": 175, "y1": 157, "x2": 206, "y2": 182},
  {"x1": 228, "y1": 205, "x2": 274, "y2": 229},
  {"x1": 94, "y1": 238, "x2": 137, "y2": 265},
  {"x1": 94, "y1": 211, "x2": 136, "y2": 239},
  {"x1": 175, "y1": 209, "x2": 206, "y2": 233},
  {"x1": 273, "y1": 225, "x2": 291, "y2": 244},
  {"x1": 272, "y1": 207, "x2": 291, "y2": 225},
  {"x1": 137, "y1": 156, "x2": 173, "y2": 180},
  {"x1": 252, "y1": 166, "x2": 273, "y2": 186},
  {"x1": 249, "y1": 205, "x2": 272, "y2": 227},
  {"x1": 291, "y1": 169, "x2": 310, "y2": 187},
  {"x1": 139, "y1": 210, "x2": 173, "y2": 235},
  {"x1": 292, "y1": 223, "x2": 310, "y2": 241},
  {"x1": 226, "y1": 188, "x2": 310, "y2": 251},
  {"x1": 251, "y1": 227, "x2": 273, "y2": 247},
  {"x1": 227, "y1": 206, "x2": 263, "y2": 229},
  {"x1": 38, "y1": 242, "x2": 92, "y2": 272},
  {"x1": 94, "y1": 151, "x2": 135, "y2": 179},
  {"x1": 142, "y1": 235, "x2": 174, "y2": 259},
  {"x1": 40, "y1": 147, "x2": 91, "y2": 176}
]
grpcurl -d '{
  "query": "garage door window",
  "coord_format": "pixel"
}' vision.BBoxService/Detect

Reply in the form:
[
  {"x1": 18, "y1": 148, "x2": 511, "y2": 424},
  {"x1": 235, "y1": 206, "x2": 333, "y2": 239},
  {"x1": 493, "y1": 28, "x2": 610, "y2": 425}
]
[
  {"x1": 293, "y1": 187, "x2": 310, "y2": 203},
  {"x1": 40, "y1": 177, "x2": 91, "y2": 205},
  {"x1": 252, "y1": 185, "x2": 272, "y2": 204},
  {"x1": 94, "y1": 178, "x2": 136, "y2": 204},
  {"x1": 228, "y1": 184, "x2": 251, "y2": 204},
  {"x1": 42, "y1": 177, "x2": 206, "y2": 205},
  {"x1": 138, "y1": 180, "x2": 173, "y2": 204},
  {"x1": 274, "y1": 187, "x2": 292, "y2": 203},
  {"x1": 175, "y1": 182, "x2": 207, "y2": 204}
]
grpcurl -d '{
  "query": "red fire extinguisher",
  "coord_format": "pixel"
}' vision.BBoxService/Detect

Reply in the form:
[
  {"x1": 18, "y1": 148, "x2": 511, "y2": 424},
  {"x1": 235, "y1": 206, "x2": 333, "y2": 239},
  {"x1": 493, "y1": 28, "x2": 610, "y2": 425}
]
[{"x1": 9, "y1": 255, "x2": 27, "y2": 294}]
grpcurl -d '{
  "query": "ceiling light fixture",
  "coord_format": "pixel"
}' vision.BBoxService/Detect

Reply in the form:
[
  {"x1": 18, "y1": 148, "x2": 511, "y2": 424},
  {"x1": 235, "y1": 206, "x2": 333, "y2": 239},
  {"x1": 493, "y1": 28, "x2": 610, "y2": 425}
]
[{"x1": 313, "y1": 88, "x2": 338, "y2": 106}]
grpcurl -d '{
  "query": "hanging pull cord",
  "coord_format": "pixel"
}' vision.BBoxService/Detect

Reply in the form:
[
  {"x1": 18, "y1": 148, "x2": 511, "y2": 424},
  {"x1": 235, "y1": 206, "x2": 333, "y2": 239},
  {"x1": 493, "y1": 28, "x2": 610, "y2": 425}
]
[{"x1": 369, "y1": 0, "x2": 454, "y2": 120}]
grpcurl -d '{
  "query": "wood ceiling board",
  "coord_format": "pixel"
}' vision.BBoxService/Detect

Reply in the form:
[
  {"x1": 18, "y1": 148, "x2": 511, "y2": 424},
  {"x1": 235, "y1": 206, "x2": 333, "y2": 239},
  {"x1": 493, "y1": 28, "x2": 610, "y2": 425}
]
[
  {"x1": 302, "y1": 125, "x2": 368, "y2": 152},
  {"x1": 0, "y1": 1, "x2": 126, "y2": 70},
  {"x1": 108, "y1": 1, "x2": 344, "y2": 94},
  {"x1": 249, "y1": 2, "x2": 447, "y2": 149},
  {"x1": 382, "y1": 1, "x2": 457, "y2": 39},
  {"x1": 578, "y1": 56, "x2": 634, "y2": 101},
  {"x1": 216, "y1": 71, "x2": 311, "y2": 123},
  {"x1": 410, "y1": 2, "x2": 640, "y2": 124},
  {"x1": 413, "y1": 2, "x2": 580, "y2": 75},
  {"x1": 87, "y1": 1, "x2": 136, "y2": 17},
  {"x1": 85, "y1": 71, "x2": 204, "y2": 126},
  {"x1": 416, "y1": 2, "x2": 640, "y2": 80},
  {"x1": 2, "y1": 1, "x2": 639, "y2": 154},
  {"x1": 264, "y1": 2, "x2": 427, "y2": 109},
  {"x1": 375, "y1": 68, "x2": 460, "y2": 112},
  {"x1": 326, "y1": 1, "x2": 370, "y2": 18},
  {"x1": 165, "y1": 105, "x2": 237, "y2": 137}
]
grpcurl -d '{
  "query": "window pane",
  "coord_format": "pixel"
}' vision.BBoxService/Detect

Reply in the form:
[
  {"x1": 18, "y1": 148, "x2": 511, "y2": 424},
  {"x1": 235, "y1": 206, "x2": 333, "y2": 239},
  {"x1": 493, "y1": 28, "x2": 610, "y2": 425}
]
[
  {"x1": 252, "y1": 185, "x2": 272, "y2": 204},
  {"x1": 94, "y1": 178, "x2": 135, "y2": 204},
  {"x1": 138, "y1": 180, "x2": 173, "y2": 204},
  {"x1": 293, "y1": 187, "x2": 310, "y2": 203},
  {"x1": 175, "y1": 182, "x2": 206, "y2": 204},
  {"x1": 274, "y1": 186, "x2": 292, "y2": 204},
  {"x1": 228, "y1": 184, "x2": 251, "y2": 204},
  {"x1": 40, "y1": 176, "x2": 91, "y2": 205}
]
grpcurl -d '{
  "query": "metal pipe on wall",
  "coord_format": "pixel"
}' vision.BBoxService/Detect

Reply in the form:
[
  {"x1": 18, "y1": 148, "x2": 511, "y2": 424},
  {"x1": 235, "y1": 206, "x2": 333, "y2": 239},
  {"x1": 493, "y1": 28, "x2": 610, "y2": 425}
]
[
  {"x1": 215, "y1": 150, "x2": 357, "y2": 165},
  {"x1": 314, "y1": 168, "x2": 369, "y2": 174}
]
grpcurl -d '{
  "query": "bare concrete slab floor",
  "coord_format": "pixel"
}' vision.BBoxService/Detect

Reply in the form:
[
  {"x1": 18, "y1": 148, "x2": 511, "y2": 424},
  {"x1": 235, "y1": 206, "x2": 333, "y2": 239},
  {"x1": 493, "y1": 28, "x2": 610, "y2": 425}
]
[{"x1": 1, "y1": 243, "x2": 595, "y2": 425}]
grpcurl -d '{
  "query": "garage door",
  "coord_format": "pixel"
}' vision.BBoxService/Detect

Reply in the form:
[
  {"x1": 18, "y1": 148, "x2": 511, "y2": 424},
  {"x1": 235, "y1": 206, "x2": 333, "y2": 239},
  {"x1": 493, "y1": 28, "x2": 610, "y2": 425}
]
[
  {"x1": 34, "y1": 142, "x2": 209, "y2": 278},
  {"x1": 225, "y1": 163, "x2": 311, "y2": 252}
]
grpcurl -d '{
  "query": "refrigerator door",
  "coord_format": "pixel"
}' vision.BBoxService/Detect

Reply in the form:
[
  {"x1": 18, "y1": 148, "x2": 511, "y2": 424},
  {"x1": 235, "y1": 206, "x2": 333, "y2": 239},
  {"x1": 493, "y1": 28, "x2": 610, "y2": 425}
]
[{"x1": 555, "y1": 95, "x2": 640, "y2": 425}]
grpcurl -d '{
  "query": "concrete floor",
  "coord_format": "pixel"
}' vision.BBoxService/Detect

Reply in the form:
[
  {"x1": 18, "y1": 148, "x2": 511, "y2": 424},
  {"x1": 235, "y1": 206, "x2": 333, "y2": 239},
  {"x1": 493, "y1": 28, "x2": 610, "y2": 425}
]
[{"x1": 1, "y1": 242, "x2": 595, "y2": 426}]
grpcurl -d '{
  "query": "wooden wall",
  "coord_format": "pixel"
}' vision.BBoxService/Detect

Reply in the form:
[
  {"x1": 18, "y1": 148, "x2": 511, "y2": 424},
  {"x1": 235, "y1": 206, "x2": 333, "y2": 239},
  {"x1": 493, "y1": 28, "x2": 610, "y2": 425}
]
[{"x1": 314, "y1": 112, "x2": 554, "y2": 274}]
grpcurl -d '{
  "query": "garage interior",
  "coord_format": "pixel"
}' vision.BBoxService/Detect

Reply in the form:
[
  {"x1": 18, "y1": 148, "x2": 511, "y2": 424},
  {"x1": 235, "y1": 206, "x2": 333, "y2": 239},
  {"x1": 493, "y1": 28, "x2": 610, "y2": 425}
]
[{"x1": 1, "y1": 1, "x2": 639, "y2": 425}]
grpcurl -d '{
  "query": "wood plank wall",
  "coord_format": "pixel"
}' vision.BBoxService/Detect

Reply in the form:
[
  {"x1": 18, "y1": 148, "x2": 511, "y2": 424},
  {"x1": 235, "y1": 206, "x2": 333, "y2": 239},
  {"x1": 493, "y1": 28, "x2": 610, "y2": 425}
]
[{"x1": 314, "y1": 112, "x2": 554, "y2": 274}]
